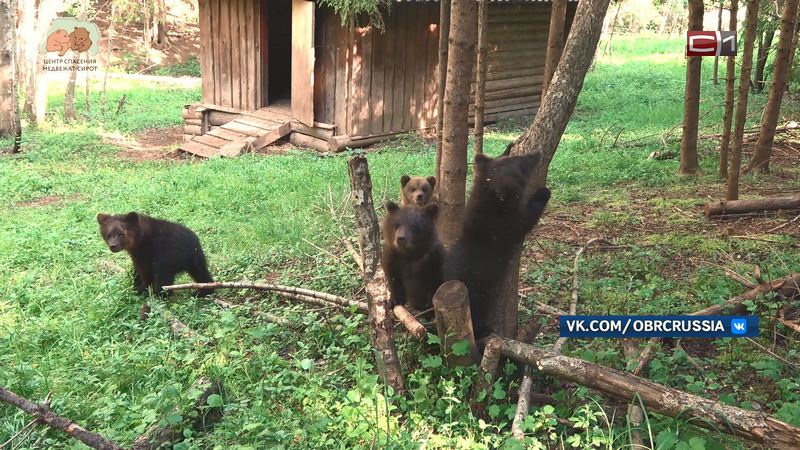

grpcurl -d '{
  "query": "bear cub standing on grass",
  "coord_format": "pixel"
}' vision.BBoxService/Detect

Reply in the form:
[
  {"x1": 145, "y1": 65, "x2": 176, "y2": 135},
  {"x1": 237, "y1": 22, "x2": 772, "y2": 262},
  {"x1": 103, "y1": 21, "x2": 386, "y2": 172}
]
[
  {"x1": 97, "y1": 212, "x2": 215, "y2": 297},
  {"x1": 400, "y1": 175, "x2": 437, "y2": 207},
  {"x1": 382, "y1": 202, "x2": 444, "y2": 312},
  {"x1": 444, "y1": 152, "x2": 551, "y2": 337}
]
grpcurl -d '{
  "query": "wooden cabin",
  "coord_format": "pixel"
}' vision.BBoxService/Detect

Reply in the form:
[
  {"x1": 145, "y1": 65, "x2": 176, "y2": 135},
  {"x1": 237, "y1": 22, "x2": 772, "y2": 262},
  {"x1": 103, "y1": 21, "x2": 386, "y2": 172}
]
[{"x1": 180, "y1": 0, "x2": 578, "y2": 157}]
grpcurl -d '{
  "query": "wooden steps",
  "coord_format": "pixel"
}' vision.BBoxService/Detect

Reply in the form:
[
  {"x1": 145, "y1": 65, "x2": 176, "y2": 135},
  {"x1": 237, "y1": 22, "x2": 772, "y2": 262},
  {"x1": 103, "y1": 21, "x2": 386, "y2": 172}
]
[{"x1": 179, "y1": 107, "x2": 292, "y2": 157}]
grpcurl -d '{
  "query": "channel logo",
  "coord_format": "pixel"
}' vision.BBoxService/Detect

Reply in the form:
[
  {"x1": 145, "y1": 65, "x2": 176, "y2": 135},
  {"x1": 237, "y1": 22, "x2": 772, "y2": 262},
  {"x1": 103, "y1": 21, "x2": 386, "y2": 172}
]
[
  {"x1": 731, "y1": 318, "x2": 748, "y2": 335},
  {"x1": 687, "y1": 31, "x2": 737, "y2": 57}
]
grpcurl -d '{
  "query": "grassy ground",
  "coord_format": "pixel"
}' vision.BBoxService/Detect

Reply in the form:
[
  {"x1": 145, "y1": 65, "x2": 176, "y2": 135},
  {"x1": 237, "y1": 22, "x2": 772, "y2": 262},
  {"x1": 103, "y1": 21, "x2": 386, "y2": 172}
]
[{"x1": 1, "y1": 35, "x2": 799, "y2": 449}]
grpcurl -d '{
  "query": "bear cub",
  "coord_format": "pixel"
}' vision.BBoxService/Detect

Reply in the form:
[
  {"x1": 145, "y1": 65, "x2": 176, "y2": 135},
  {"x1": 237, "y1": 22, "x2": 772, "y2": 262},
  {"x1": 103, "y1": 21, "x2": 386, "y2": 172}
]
[
  {"x1": 382, "y1": 202, "x2": 444, "y2": 312},
  {"x1": 444, "y1": 153, "x2": 551, "y2": 337},
  {"x1": 400, "y1": 175, "x2": 437, "y2": 207},
  {"x1": 97, "y1": 212, "x2": 214, "y2": 296}
]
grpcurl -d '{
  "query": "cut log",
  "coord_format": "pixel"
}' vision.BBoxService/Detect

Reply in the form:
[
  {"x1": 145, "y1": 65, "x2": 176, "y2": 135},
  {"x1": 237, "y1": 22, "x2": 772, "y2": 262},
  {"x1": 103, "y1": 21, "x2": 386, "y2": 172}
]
[
  {"x1": 470, "y1": 336, "x2": 503, "y2": 419},
  {"x1": 0, "y1": 386, "x2": 122, "y2": 450},
  {"x1": 705, "y1": 195, "x2": 800, "y2": 218},
  {"x1": 499, "y1": 339, "x2": 800, "y2": 449},
  {"x1": 432, "y1": 280, "x2": 480, "y2": 366},
  {"x1": 348, "y1": 155, "x2": 406, "y2": 395},
  {"x1": 290, "y1": 132, "x2": 330, "y2": 152}
]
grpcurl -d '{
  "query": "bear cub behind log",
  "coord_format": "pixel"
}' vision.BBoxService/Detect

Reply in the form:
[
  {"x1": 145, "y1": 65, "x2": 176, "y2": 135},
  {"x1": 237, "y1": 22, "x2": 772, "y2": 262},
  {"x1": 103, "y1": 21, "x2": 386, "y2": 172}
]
[
  {"x1": 444, "y1": 153, "x2": 551, "y2": 337},
  {"x1": 97, "y1": 212, "x2": 214, "y2": 296},
  {"x1": 382, "y1": 202, "x2": 444, "y2": 312},
  {"x1": 400, "y1": 175, "x2": 437, "y2": 207}
]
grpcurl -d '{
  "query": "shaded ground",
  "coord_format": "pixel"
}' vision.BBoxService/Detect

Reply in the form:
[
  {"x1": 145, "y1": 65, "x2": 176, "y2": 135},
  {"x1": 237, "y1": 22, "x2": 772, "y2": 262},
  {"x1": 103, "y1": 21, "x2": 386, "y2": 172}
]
[{"x1": 102, "y1": 126, "x2": 184, "y2": 160}]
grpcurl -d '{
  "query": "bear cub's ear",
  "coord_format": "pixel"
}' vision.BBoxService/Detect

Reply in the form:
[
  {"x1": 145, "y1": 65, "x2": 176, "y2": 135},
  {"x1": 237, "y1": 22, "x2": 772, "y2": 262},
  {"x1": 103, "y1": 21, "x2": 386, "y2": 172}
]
[
  {"x1": 400, "y1": 175, "x2": 411, "y2": 187},
  {"x1": 385, "y1": 201, "x2": 400, "y2": 212},
  {"x1": 426, "y1": 176, "x2": 436, "y2": 188},
  {"x1": 96, "y1": 213, "x2": 110, "y2": 224},
  {"x1": 125, "y1": 212, "x2": 140, "y2": 225},
  {"x1": 423, "y1": 203, "x2": 438, "y2": 218}
]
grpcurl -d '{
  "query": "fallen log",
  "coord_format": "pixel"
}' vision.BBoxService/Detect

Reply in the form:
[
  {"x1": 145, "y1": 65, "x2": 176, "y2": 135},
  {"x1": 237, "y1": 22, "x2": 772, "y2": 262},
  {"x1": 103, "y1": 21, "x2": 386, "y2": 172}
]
[
  {"x1": 393, "y1": 305, "x2": 427, "y2": 339},
  {"x1": 0, "y1": 386, "x2": 122, "y2": 450},
  {"x1": 348, "y1": 155, "x2": 406, "y2": 395},
  {"x1": 131, "y1": 377, "x2": 223, "y2": 450},
  {"x1": 705, "y1": 194, "x2": 800, "y2": 218},
  {"x1": 499, "y1": 339, "x2": 800, "y2": 449}
]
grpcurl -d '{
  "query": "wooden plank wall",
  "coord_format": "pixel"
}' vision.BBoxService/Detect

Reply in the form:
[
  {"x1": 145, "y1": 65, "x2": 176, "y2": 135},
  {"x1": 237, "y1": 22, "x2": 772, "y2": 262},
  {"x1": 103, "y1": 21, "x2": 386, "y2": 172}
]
[
  {"x1": 199, "y1": 0, "x2": 263, "y2": 110},
  {"x1": 314, "y1": 2, "x2": 576, "y2": 137}
]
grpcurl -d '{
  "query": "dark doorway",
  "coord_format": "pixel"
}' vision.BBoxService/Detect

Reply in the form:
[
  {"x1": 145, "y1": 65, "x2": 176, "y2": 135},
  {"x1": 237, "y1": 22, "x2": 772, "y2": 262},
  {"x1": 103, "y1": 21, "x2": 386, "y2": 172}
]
[{"x1": 265, "y1": 0, "x2": 292, "y2": 104}]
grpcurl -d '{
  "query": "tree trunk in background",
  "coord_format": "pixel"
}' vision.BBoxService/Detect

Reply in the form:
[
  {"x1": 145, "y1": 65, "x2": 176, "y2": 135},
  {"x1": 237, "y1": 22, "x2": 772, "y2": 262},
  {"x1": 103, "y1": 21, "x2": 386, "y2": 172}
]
[
  {"x1": 435, "y1": 0, "x2": 450, "y2": 184},
  {"x1": 437, "y1": 0, "x2": 477, "y2": 247},
  {"x1": 603, "y1": 1, "x2": 622, "y2": 56},
  {"x1": 151, "y1": 0, "x2": 167, "y2": 47},
  {"x1": 473, "y1": 0, "x2": 488, "y2": 154},
  {"x1": 713, "y1": 0, "x2": 724, "y2": 85},
  {"x1": 21, "y1": 0, "x2": 59, "y2": 125},
  {"x1": 754, "y1": 28, "x2": 776, "y2": 92},
  {"x1": 543, "y1": 0, "x2": 567, "y2": 94},
  {"x1": 499, "y1": 0, "x2": 610, "y2": 339},
  {"x1": 727, "y1": 0, "x2": 761, "y2": 200},
  {"x1": 720, "y1": 0, "x2": 739, "y2": 178},
  {"x1": 746, "y1": 0, "x2": 800, "y2": 173},
  {"x1": 0, "y1": 0, "x2": 21, "y2": 152},
  {"x1": 101, "y1": 2, "x2": 115, "y2": 115},
  {"x1": 678, "y1": 0, "x2": 704, "y2": 175},
  {"x1": 64, "y1": 0, "x2": 88, "y2": 122}
]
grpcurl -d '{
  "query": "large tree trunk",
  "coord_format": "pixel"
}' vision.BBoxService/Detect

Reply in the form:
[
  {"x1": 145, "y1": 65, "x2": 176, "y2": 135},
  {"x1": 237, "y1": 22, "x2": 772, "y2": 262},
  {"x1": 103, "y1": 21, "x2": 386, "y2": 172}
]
[
  {"x1": 473, "y1": 0, "x2": 488, "y2": 154},
  {"x1": 437, "y1": 0, "x2": 477, "y2": 247},
  {"x1": 22, "y1": 0, "x2": 58, "y2": 125},
  {"x1": 727, "y1": 0, "x2": 761, "y2": 200},
  {"x1": 543, "y1": 0, "x2": 567, "y2": 94},
  {"x1": 746, "y1": 0, "x2": 800, "y2": 173},
  {"x1": 713, "y1": 0, "x2": 724, "y2": 85},
  {"x1": 151, "y1": 0, "x2": 167, "y2": 47},
  {"x1": 0, "y1": 0, "x2": 21, "y2": 152},
  {"x1": 754, "y1": 27, "x2": 776, "y2": 92},
  {"x1": 65, "y1": 0, "x2": 89, "y2": 123},
  {"x1": 720, "y1": 0, "x2": 739, "y2": 178},
  {"x1": 678, "y1": 0, "x2": 704, "y2": 175},
  {"x1": 435, "y1": 0, "x2": 450, "y2": 185},
  {"x1": 499, "y1": 0, "x2": 610, "y2": 339}
]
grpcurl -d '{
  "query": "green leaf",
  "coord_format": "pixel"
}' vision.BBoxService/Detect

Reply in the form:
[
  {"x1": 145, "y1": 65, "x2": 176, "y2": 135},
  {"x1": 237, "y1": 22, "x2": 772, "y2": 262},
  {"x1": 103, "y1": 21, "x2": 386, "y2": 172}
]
[
  {"x1": 451, "y1": 339, "x2": 472, "y2": 356},
  {"x1": 206, "y1": 394, "x2": 223, "y2": 408},
  {"x1": 427, "y1": 333, "x2": 441, "y2": 345},
  {"x1": 422, "y1": 355, "x2": 443, "y2": 368},
  {"x1": 655, "y1": 429, "x2": 678, "y2": 450},
  {"x1": 300, "y1": 358, "x2": 314, "y2": 371},
  {"x1": 488, "y1": 404, "x2": 501, "y2": 418},
  {"x1": 165, "y1": 413, "x2": 182, "y2": 425}
]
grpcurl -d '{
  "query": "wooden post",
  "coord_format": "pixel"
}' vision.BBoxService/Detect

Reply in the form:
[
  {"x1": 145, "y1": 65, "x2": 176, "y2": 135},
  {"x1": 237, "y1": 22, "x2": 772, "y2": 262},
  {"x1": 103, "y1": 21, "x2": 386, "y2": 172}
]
[
  {"x1": 348, "y1": 155, "x2": 406, "y2": 395},
  {"x1": 470, "y1": 336, "x2": 503, "y2": 419},
  {"x1": 432, "y1": 280, "x2": 480, "y2": 366},
  {"x1": 473, "y1": 0, "x2": 489, "y2": 154}
]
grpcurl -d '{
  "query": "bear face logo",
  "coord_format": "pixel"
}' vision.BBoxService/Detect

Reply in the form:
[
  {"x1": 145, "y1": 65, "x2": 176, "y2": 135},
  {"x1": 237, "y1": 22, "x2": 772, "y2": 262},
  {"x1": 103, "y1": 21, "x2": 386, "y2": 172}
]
[
  {"x1": 46, "y1": 29, "x2": 71, "y2": 56},
  {"x1": 69, "y1": 27, "x2": 92, "y2": 52}
]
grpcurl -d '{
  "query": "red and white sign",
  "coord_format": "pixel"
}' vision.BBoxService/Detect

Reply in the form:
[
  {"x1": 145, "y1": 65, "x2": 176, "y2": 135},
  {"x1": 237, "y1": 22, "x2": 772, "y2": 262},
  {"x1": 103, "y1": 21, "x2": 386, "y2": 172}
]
[{"x1": 687, "y1": 31, "x2": 737, "y2": 57}]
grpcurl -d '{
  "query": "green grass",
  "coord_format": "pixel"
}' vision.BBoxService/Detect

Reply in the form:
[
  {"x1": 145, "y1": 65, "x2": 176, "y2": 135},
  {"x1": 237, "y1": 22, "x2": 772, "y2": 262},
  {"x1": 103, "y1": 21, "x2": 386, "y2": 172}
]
[{"x1": 2, "y1": 35, "x2": 800, "y2": 449}]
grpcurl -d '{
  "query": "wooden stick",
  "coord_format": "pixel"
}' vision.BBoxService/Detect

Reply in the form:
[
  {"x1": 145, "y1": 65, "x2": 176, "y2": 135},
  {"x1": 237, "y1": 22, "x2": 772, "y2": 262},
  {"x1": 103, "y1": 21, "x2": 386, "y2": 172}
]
[
  {"x1": 163, "y1": 281, "x2": 366, "y2": 310},
  {"x1": 767, "y1": 213, "x2": 800, "y2": 232},
  {"x1": 0, "y1": 419, "x2": 38, "y2": 449},
  {"x1": 348, "y1": 155, "x2": 406, "y2": 395},
  {"x1": 392, "y1": 305, "x2": 427, "y2": 339},
  {"x1": 511, "y1": 371, "x2": 533, "y2": 439},
  {"x1": 499, "y1": 339, "x2": 800, "y2": 448},
  {"x1": 470, "y1": 336, "x2": 503, "y2": 419},
  {"x1": 0, "y1": 386, "x2": 122, "y2": 450},
  {"x1": 622, "y1": 339, "x2": 645, "y2": 448}
]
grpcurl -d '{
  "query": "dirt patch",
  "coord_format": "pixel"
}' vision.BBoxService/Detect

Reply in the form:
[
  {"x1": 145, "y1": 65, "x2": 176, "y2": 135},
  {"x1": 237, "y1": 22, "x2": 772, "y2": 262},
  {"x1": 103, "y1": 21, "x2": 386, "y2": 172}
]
[
  {"x1": 254, "y1": 136, "x2": 294, "y2": 156},
  {"x1": 105, "y1": 126, "x2": 184, "y2": 161},
  {"x1": 15, "y1": 194, "x2": 81, "y2": 208}
]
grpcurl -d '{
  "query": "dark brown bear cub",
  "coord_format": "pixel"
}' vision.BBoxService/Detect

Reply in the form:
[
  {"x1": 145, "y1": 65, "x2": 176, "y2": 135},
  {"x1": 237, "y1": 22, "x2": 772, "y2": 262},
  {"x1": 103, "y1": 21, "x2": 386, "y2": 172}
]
[
  {"x1": 382, "y1": 202, "x2": 444, "y2": 312},
  {"x1": 443, "y1": 153, "x2": 550, "y2": 337},
  {"x1": 97, "y1": 212, "x2": 214, "y2": 296}
]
